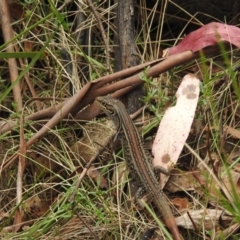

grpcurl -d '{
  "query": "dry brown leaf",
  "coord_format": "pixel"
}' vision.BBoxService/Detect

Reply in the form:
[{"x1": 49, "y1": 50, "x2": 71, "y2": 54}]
[
  {"x1": 87, "y1": 166, "x2": 108, "y2": 189},
  {"x1": 23, "y1": 195, "x2": 51, "y2": 219},
  {"x1": 70, "y1": 120, "x2": 116, "y2": 189},
  {"x1": 176, "y1": 209, "x2": 230, "y2": 230},
  {"x1": 172, "y1": 197, "x2": 191, "y2": 210},
  {"x1": 70, "y1": 120, "x2": 116, "y2": 165},
  {"x1": 165, "y1": 169, "x2": 204, "y2": 194},
  {"x1": 221, "y1": 170, "x2": 240, "y2": 196},
  {"x1": 0, "y1": 210, "x2": 9, "y2": 221},
  {"x1": 223, "y1": 125, "x2": 240, "y2": 139}
]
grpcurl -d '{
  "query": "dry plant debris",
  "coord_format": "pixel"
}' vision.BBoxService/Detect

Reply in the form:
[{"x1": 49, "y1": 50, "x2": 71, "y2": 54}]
[{"x1": 0, "y1": 0, "x2": 240, "y2": 239}]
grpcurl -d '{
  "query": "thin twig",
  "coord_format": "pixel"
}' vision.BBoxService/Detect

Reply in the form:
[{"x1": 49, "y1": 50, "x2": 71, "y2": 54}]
[
  {"x1": 58, "y1": 0, "x2": 73, "y2": 11},
  {"x1": 0, "y1": 0, "x2": 24, "y2": 232},
  {"x1": 14, "y1": 115, "x2": 26, "y2": 232},
  {"x1": 85, "y1": 0, "x2": 112, "y2": 71}
]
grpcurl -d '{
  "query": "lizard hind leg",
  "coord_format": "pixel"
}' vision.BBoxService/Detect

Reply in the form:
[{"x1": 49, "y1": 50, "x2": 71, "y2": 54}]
[{"x1": 135, "y1": 186, "x2": 151, "y2": 209}]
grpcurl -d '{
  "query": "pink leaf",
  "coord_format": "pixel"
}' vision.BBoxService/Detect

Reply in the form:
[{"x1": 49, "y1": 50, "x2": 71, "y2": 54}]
[
  {"x1": 152, "y1": 74, "x2": 200, "y2": 188},
  {"x1": 168, "y1": 22, "x2": 240, "y2": 55}
]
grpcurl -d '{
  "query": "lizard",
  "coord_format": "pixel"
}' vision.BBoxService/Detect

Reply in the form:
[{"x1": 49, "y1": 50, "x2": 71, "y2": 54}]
[{"x1": 95, "y1": 96, "x2": 181, "y2": 240}]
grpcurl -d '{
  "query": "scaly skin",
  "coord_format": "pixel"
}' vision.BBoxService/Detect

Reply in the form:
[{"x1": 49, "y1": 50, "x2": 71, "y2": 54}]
[{"x1": 96, "y1": 96, "x2": 181, "y2": 240}]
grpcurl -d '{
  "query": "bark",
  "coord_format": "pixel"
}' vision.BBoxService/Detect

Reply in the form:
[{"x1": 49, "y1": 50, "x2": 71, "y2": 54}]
[{"x1": 114, "y1": 0, "x2": 143, "y2": 114}]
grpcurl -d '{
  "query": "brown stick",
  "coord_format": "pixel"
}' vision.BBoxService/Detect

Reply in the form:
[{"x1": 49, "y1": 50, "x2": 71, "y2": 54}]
[
  {"x1": 0, "y1": 0, "x2": 24, "y2": 231},
  {"x1": 0, "y1": 45, "x2": 224, "y2": 137},
  {"x1": 0, "y1": 1, "x2": 22, "y2": 110}
]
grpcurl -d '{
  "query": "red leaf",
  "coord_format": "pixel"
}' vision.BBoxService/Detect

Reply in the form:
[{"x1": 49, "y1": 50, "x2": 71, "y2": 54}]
[{"x1": 168, "y1": 22, "x2": 240, "y2": 55}]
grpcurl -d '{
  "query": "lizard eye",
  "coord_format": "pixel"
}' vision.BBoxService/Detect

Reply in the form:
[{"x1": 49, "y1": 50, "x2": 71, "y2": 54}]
[{"x1": 100, "y1": 101, "x2": 113, "y2": 114}]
